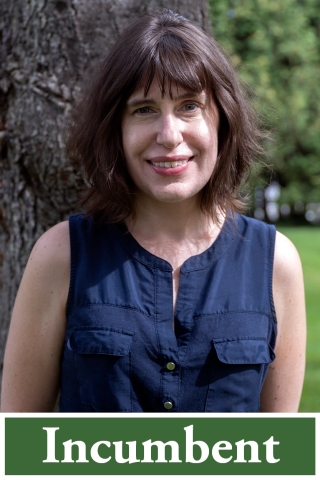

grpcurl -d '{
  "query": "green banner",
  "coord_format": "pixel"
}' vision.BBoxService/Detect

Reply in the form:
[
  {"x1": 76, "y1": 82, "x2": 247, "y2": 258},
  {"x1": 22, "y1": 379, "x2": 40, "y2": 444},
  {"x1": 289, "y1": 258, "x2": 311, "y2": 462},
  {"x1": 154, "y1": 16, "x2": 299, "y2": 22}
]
[{"x1": 5, "y1": 417, "x2": 315, "y2": 475}]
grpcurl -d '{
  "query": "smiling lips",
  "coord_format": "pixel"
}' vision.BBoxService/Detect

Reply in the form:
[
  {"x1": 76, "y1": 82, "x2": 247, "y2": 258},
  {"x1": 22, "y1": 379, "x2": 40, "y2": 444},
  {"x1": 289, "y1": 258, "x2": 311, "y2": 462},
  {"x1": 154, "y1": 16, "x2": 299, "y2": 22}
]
[{"x1": 148, "y1": 156, "x2": 193, "y2": 169}]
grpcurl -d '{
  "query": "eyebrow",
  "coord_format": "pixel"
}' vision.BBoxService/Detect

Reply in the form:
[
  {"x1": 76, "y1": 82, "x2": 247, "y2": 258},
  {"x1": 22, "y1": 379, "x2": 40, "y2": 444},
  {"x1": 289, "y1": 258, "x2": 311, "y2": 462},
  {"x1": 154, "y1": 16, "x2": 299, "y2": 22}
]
[{"x1": 127, "y1": 92, "x2": 207, "y2": 107}]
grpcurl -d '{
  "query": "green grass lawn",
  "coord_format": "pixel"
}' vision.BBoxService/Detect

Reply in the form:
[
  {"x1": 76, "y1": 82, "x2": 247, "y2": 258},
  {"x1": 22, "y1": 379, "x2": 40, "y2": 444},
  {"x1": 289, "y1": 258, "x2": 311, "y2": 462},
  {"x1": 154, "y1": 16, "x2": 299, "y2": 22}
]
[{"x1": 277, "y1": 226, "x2": 320, "y2": 412}]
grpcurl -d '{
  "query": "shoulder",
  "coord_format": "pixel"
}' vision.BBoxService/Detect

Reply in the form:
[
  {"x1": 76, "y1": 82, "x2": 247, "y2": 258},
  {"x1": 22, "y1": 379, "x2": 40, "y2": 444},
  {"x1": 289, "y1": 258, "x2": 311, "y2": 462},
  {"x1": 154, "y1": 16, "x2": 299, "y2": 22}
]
[
  {"x1": 10, "y1": 221, "x2": 71, "y2": 343},
  {"x1": 30, "y1": 221, "x2": 70, "y2": 270},
  {"x1": 234, "y1": 215, "x2": 276, "y2": 248},
  {"x1": 236, "y1": 214, "x2": 275, "y2": 235},
  {"x1": 272, "y1": 231, "x2": 305, "y2": 338},
  {"x1": 23, "y1": 221, "x2": 70, "y2": 301},
  {"x1": 273, "y1": 231, "x2": 303, "y2": 288},
  {"x1": 33, "y1": 220, "x2": 70, "y2": 249},
  {"x1": 236, "y1": 219, "x2": 299, "y2": 272}
]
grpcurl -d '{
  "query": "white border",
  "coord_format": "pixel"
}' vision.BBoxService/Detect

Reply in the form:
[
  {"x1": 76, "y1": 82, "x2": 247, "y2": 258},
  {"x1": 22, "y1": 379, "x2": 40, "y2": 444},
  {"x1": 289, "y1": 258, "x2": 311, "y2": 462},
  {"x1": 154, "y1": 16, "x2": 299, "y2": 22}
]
[{"x1": 0, "y1": 412, "x2": 318, "y2": 479}]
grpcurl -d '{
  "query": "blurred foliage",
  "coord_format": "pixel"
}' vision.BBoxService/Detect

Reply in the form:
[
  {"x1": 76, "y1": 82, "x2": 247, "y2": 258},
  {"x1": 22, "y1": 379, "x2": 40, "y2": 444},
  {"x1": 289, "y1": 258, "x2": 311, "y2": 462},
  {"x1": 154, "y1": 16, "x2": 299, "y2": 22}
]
[{"x1": 209, "y1": 0, "x2": 320, "y2": 206}]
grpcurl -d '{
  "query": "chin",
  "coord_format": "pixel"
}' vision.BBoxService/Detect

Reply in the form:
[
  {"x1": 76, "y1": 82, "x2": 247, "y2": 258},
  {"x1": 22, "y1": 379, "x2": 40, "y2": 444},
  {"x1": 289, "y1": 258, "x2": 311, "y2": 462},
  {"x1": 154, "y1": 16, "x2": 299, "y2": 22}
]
[{"x1": 148, "y1": 189, "x2": 200, "y2": 205}]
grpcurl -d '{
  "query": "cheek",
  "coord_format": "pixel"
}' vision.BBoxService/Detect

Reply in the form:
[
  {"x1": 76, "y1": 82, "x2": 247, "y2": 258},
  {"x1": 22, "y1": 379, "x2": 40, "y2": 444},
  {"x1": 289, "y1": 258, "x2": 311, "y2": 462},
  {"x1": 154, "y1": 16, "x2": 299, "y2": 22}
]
[
  {"x1": 122, "y1": 120, "x2": 138, "y2": 157},
  {"x1": 122, "y1": 126, "x2": 132, "y2": 154},
  {"x1": 122, "y1": 126, "x2": 146, "y2": 160},
  {"x1": 193, "y1": 124, "x2": 218, "y2": 157}
]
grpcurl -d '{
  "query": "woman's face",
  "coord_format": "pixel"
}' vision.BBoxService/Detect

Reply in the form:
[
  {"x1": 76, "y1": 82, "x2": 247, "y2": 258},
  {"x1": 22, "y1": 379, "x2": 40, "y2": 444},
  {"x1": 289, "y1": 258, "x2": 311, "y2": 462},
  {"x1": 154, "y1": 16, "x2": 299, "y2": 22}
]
[{"x1": 122, "y1": 79, "x2": 219, "y2": 208}]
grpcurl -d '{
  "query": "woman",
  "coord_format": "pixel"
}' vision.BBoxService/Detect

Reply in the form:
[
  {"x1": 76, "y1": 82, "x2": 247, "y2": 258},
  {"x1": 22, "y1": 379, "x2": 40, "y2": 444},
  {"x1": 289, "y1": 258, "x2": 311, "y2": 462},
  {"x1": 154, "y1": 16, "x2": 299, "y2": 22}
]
[{"x1": 1, "y1": 9, "x2": 305, "y2": 412}]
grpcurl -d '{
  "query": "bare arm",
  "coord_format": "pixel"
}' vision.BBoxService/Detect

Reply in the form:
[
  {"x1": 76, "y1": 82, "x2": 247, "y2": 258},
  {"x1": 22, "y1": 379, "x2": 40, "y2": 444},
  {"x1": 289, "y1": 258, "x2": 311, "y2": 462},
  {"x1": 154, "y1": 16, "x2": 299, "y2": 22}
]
[
  {"x1": 0, "y1": 221, "x2": 70, "y2": 412},
  {"x1": 260, "y1": 231, "x2": 306, "y2": 412}
]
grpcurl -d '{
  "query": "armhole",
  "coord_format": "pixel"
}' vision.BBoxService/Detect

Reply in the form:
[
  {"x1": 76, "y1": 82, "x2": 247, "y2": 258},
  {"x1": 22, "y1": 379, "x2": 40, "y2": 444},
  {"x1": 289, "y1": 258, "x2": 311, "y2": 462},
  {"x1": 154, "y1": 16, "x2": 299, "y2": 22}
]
[
  {"x1": 268, "y1": 224, "x2": 277, "y2": 325},
  {"x1": 66, "y1": 214, "x2": 79, "y2": 316}
]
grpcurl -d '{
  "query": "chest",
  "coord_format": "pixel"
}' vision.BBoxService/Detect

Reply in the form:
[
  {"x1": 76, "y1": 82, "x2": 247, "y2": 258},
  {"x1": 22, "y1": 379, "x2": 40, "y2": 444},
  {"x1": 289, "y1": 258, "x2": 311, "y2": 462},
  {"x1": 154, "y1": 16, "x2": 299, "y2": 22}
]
[
  {"x1": 63, "y1": 217, "x2": 277, "y2": 412},
  {"x1": 63, "y1": 271, "x2": 276, "y2": 412},
  {"x1": 130, "y1": 239, "x2": 215, "y2": 318}
]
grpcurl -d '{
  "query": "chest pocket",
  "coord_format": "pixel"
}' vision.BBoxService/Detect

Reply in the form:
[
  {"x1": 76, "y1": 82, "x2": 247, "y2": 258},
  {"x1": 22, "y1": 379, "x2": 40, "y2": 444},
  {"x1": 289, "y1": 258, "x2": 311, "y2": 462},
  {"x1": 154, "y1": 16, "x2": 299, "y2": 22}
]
[
  {"x1": 67, "y1": 327, "x2": 134, "y2": 412},
  {"x1": 205, "y1": 338, "x2": 275, "y2": 412}
]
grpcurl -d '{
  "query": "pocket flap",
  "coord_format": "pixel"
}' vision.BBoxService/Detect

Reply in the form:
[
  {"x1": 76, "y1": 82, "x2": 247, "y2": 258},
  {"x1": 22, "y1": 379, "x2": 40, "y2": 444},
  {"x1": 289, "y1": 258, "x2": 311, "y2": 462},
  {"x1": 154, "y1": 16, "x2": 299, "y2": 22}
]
[
  {"x1": 67, "y1": 329, "x2": 134, "y2": 356},
  {"x1": 213, "y1": 338, "x2": 275, "y2": 364}
]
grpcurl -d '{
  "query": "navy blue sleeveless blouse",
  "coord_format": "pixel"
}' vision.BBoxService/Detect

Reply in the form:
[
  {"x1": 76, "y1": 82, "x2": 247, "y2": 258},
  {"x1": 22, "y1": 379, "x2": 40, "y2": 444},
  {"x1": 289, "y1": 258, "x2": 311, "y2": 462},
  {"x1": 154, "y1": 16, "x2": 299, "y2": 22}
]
[{"x1": 59, "y1": 214, "x2": 277, "y2": 412}]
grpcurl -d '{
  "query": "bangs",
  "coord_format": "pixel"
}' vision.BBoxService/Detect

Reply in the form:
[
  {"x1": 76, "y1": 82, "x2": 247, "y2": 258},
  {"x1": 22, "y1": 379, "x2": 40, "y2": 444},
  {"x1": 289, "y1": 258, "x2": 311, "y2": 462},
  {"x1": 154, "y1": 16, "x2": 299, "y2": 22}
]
[{"x1": 136, "y1": 34, "x2": 208, "y2": 97}]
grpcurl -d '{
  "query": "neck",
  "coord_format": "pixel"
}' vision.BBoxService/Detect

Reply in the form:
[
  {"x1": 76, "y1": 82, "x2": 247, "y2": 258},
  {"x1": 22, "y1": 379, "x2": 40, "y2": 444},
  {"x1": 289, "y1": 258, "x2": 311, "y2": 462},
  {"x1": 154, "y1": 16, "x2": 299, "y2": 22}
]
[{"x1": 127, "y1": 194, "x2": 223, "y2": 242}]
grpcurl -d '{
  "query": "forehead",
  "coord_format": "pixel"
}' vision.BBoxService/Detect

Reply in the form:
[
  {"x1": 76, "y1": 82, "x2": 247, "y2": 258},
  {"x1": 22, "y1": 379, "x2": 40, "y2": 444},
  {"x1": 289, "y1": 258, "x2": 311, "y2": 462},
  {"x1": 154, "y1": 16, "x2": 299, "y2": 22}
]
[{"x1": 127, "y1": 79, "x2": 209, "y2": 103}]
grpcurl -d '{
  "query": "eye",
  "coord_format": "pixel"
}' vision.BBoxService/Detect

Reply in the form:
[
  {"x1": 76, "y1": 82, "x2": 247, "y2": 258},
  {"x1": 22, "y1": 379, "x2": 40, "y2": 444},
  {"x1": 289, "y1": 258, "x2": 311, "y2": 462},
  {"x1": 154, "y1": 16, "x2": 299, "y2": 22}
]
[
  {"x1": 182, "y1": 102, "x2": 199, "y2": 112},
  {"x1": 134, "y1": 106, "x2": 154, "y2": 115}
]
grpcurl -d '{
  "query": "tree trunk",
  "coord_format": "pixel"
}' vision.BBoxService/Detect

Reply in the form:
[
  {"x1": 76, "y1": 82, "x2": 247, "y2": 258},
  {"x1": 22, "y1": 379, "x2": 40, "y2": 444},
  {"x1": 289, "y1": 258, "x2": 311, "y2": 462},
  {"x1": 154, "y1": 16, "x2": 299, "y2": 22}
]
[{"x1": 0, "y1": 0, "x2": 210, "y2": 381}]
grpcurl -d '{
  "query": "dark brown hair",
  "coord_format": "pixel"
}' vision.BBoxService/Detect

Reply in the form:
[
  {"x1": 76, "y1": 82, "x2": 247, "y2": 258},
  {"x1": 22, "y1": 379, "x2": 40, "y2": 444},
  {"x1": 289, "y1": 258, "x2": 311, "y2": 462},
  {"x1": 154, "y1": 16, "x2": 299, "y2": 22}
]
[{"x1": 66, "y1": 9, "x2": 264, "y2": 223}]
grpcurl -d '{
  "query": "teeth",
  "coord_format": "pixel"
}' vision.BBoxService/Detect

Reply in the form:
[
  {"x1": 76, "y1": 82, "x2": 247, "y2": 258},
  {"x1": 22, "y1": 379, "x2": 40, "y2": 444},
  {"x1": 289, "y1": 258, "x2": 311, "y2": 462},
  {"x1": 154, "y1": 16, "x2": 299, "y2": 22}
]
[{"x1": 151, "y1": 159, "x2": 188, "y2": 168}]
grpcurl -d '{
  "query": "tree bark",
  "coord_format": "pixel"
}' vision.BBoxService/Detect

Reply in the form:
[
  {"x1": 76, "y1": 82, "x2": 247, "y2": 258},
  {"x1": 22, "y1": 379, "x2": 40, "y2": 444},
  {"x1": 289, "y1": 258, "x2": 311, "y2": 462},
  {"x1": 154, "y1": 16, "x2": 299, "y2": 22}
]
[{"x1": 0, "y1": 0, "x2": 210, "y2": 378}]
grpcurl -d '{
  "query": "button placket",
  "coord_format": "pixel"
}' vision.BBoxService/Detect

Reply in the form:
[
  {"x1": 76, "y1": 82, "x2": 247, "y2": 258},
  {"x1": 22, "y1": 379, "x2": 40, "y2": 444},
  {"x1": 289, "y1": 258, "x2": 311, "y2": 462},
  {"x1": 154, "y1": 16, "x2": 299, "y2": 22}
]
[{"x1": 155, "y1": 269, "x2": 180, "y2": 411}]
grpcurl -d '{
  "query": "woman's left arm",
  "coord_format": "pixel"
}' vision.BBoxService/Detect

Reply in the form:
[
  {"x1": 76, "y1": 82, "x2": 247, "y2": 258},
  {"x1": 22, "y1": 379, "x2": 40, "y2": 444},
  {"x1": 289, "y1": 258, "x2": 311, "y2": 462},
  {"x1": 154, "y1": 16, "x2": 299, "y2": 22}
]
[{"x1": 260, "y1": 231, "x2": 306, "y2": 412}]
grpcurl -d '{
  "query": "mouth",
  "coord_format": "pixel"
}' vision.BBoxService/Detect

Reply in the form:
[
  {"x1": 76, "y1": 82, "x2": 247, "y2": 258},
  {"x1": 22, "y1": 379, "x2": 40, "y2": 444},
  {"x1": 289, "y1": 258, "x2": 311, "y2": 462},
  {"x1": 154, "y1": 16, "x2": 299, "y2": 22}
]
[{"x1": 148, "y1": 156, "x2": 194, "y2": 168}]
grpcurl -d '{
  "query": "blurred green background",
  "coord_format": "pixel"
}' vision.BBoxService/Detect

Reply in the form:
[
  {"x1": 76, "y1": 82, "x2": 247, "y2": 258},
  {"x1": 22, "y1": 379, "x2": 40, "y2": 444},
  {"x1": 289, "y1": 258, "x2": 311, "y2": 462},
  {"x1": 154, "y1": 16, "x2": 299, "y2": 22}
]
[
  {"x1": 209, "y1": 0, "x2": 320, "y2": 411},
  {"x1": 210, "y1": 0, "x2": 320, "y2": 210}
]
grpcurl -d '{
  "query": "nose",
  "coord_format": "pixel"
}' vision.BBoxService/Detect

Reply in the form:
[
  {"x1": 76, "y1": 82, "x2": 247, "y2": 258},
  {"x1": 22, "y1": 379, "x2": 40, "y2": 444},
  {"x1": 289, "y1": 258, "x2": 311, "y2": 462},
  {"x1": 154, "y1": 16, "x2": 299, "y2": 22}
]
[{"x1": 156, "y1": 113, "x2": 183, "y2": 149}]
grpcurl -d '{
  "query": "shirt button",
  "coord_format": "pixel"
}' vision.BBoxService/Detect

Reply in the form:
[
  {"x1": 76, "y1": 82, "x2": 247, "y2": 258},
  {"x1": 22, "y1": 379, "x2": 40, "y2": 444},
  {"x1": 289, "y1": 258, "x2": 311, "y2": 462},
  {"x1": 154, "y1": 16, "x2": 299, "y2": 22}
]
[
  {"x1": 163, "y1": 401, "x2": 173, "y2": 410},
  {"x1": 166, "y1": 362, "x2": 176, "y2": 371}
]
